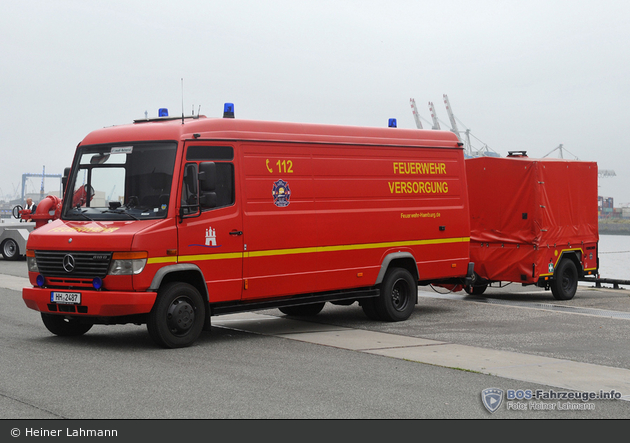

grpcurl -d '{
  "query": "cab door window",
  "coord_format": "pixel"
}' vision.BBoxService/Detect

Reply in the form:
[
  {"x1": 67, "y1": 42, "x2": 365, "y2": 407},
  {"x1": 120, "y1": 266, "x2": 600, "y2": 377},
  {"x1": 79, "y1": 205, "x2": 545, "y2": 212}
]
[{"x1": 181, "y1": 146, "x2": 235, "y2": 215}]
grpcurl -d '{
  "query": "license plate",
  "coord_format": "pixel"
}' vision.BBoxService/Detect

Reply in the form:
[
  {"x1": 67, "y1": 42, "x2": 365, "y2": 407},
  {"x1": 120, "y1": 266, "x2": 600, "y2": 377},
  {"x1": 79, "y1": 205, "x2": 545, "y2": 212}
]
[{"x1": 50, "y1": 292, "x2": 81, "y2": 304}]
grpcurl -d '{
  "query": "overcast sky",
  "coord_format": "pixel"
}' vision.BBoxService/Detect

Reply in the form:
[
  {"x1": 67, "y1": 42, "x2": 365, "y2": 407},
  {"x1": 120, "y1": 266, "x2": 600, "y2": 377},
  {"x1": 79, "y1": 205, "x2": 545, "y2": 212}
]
[{"x1": 2, "y1": 0, "x2": 629, "y2": 205}]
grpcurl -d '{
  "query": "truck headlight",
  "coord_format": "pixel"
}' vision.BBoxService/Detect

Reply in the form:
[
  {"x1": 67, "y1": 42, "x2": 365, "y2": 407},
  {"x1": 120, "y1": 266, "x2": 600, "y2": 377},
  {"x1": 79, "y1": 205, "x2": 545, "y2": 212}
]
[
  {"x1": 109, "y1": 252, "x2": 148, "y2": 275},
  {"x1": 26, "y1": 250, "x2": 39, "y2": 272}
]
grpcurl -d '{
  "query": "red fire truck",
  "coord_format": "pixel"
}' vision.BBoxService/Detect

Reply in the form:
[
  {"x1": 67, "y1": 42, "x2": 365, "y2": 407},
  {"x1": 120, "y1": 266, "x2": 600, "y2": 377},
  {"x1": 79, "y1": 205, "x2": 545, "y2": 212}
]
[
  {"x1": 22, "y1": 106, "x2": 473, "y2": 348},
  {"x1": 464, "y1": 152, "x2": 599, "y2": 300}
]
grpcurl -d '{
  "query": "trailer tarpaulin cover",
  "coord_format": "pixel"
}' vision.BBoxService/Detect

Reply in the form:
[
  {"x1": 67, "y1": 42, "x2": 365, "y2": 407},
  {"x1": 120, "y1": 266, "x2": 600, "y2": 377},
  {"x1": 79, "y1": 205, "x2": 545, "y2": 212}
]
[{"x1": 466, "y1": 156, "x2": 598, "y2": 283}]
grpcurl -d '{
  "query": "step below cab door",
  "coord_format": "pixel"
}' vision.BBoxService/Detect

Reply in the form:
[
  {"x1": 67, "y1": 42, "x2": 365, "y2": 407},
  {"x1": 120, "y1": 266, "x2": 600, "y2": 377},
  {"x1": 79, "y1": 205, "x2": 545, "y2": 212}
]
[{"x1": 177, "y1": 143, "x2": 243, "y2": 303}]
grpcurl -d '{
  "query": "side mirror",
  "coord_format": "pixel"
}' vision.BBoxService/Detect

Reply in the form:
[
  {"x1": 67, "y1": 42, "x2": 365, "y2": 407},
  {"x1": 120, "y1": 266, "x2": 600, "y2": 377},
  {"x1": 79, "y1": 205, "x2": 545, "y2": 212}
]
[{"x1": 62, "y1": 167, "x2": 71, "y2": 195}]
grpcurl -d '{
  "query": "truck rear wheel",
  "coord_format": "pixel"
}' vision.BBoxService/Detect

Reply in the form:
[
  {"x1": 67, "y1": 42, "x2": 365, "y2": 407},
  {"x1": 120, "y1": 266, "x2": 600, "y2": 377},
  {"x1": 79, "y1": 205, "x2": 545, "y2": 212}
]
[
  {"x1": 147, "y1": 282, "x2": 206, "y2": 348},
  {"x1": 361, "y1": 298, "x2": 382, "y2": 320},
  {"x1": 279, "y1": 302, "x2": 325, "y2": 316},
  {"x1": 41, "y1": 313, "x2": 93, "y2": 336},
  {"x1": 2, "y1": 239, "x2": 20, "y2": 261},
  {"x1": 551, "y1": 258, "x2": 578, "y2": 301},
  {"x1": 374, "y1": 268, "x2": 417, "y2": 321}
]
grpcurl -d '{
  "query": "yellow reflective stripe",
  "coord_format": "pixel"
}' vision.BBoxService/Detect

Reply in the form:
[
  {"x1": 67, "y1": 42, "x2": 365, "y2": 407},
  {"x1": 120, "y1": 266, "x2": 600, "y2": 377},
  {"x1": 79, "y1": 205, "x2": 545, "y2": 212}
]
[
  {"x1": 248, "y1": 247, "x2": 318, "y2": 258},
  {"x1": 146, "y1": 237, "x2": 470, "y2": 264},
  {"x1": 315, "y1": 237, "x2": 470, "y2": 254},
  {"x1": 147, "y1": 256, "x2": 178, "y2": 264},
  {"x1": 179, "y1": 252, "x2": 244, "y2": 262}
]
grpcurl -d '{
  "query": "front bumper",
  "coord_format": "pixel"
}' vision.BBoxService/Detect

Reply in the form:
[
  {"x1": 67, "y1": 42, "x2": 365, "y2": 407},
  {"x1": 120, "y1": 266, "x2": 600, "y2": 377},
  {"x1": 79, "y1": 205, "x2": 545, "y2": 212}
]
[{"x1": 22, "y1": 287, "x2": 157, "y2": 317}]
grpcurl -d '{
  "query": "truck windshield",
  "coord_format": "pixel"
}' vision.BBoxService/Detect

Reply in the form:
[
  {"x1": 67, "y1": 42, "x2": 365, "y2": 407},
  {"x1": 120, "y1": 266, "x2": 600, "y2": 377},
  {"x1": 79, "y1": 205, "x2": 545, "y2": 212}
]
[{"x1": 62, "y1": 142, "x2": 177, "y2": 221}]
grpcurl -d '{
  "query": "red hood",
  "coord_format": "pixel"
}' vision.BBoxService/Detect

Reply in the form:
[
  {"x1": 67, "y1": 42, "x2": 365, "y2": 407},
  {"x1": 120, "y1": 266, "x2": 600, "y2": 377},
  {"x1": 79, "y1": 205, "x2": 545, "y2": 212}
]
[{"x1": 26, "y1": 219, "x2": 158, "y2": 252}]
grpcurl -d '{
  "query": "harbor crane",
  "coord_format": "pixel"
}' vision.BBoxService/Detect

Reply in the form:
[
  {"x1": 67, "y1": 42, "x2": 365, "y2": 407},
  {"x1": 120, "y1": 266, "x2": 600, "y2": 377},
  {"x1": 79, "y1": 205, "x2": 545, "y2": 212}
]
[
  {"x1": 412, "y1": 95, "x2": 498, "y2": 158},
  {"x1": 543, "y1": 144, "x2": 616, "y2": 178},
  {"x1": 21, "y1": 167, "x2": 62, "y2": 205},
  {"x1": 409, "y1": 98, "x2": 423, "y2": 129},
  {"x1": 428, "y1": 101, "x2": 441, "y2": 130}
]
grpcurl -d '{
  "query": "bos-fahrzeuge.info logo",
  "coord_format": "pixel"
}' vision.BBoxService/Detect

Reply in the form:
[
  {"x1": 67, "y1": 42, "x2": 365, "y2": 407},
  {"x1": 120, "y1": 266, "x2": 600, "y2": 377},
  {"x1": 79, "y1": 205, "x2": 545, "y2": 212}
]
[
  {"x1": 482, "y1": 388, "x2": 623, "y2": 413},
  {"x1": 481, "y1": 388, "x2": 504, "y2": 413}
]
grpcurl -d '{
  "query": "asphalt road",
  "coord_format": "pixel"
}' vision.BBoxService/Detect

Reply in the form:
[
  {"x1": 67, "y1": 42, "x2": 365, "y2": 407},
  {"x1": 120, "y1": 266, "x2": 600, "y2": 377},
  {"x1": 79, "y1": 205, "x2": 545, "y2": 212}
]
[{"x1": 1, "y1": 257, "x2": 630, "y2": 421}]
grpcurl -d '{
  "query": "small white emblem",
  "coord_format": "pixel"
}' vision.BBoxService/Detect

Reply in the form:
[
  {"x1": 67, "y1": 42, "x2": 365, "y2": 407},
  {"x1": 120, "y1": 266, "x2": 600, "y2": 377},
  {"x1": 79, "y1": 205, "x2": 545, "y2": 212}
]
[{"x1": 205, "y1": 226, "x2": 217, "y2": 246}]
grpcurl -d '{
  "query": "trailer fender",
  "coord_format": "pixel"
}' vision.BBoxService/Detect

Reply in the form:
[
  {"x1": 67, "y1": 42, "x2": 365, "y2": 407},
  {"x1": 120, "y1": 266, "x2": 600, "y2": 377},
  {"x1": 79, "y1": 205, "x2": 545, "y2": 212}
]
[{"x1": 375, "y1": 252, "x2": 419, "y2": 285}]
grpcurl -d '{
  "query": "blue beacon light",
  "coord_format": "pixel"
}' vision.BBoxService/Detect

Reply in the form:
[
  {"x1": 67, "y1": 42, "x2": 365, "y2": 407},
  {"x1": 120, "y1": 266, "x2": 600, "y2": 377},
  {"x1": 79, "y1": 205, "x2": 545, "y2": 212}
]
[
  {"x1": 92, "y1": 277, "x2": 103, "y2": 290},
  {"x1": 158, "y1": 108, "x2": 169, "y2": 117},
  {"x1": 36, "y1": 274, "x2": 45, "y2": 287},
  {"x1": 223, "y1": 103, "x2": 235, "y2": 118},
  {"x1": 388, "y1": 118, "x2": 397, "y2": 128}
]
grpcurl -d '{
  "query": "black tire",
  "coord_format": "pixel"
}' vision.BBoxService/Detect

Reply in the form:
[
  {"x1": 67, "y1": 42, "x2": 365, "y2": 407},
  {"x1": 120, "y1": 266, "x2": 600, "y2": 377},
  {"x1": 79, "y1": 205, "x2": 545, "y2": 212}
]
[
  {"x1": 279, "y1": 302, "x2": 325, "y2": 316},
  {"x1": 551, "y1": 259, "x2": 578, "y2": 301},
  {"x1": 374, "y1": 268, "x2": 417, "y2": 321},
  {"x1": 464, "y1": 283, "x2": 488, "y2": 295},
  {"x1": 147, "y1": 282, "x2": 206, "y2": 348},
  {"x1": 41, "y1": 313, "x2": 93, "y2": 336},
  {"x1": 1, "y1": 239, "x2": 20, "y2": 261},
  {"x1": 361, "y1": 298, "x2": 383, "y2": 320}
]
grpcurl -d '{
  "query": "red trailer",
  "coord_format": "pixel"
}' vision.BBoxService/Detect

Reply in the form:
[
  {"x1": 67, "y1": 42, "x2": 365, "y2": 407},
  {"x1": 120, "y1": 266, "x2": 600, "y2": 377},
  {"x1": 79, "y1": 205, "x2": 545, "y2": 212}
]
[{"x1": 464, "y1": 152, "x2": 599, "y2": 300}]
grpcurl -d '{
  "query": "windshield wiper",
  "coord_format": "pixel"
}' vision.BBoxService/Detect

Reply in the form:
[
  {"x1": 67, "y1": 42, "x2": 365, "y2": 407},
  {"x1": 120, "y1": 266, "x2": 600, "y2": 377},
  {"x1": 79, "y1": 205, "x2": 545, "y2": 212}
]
[
  {"x1": 101, "y1": 209, "x2": 140, "y2": 220},
  {"x1": 68, "y1": 209, "x2": 94, "y2": 221}
]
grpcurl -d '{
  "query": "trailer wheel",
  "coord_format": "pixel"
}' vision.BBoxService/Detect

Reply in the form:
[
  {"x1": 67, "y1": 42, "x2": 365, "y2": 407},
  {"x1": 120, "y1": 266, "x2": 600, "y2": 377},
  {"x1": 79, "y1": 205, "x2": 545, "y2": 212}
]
[
  {"x1": 464, "y1": 283, "x2": 488, "y2": 295},
  {"x1": 1, "y1": 239, "x2": 20, "y2": 261},
  {"x1": 279, "y1": 302, "x2": 325, "y2": 316},
  {"x1": 551, "y1": 258, "x2": 578, "y2": 301},
  {"x1": 147, "y1": 282, "x2": 206, "y2": 348},
  {"x1": 374, "y1": 268, "x2": 417, "y2": 321},
  {"x1": 41, "y1": 313, "x2": 93, "y2": 336}
]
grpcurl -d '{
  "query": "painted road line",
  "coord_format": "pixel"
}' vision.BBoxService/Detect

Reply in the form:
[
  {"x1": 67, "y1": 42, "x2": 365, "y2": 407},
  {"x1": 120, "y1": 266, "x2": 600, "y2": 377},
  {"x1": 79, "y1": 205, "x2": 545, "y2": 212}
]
[
  {"x1": 213, "y1": 312, "x2": 630, "y2": 400},
  {"x1": 418, "y1": 289, "x2": 630, "y2": 320},
  {"x1": 5, "y1": 274, "x2": 630, "y2": 400}
]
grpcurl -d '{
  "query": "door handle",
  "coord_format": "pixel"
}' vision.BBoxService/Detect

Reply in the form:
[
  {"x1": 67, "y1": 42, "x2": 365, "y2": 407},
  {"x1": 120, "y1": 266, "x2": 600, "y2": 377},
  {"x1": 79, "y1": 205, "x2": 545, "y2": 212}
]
[{"x1": 229, "y1": 231, "x2": 243, "y2": 236}]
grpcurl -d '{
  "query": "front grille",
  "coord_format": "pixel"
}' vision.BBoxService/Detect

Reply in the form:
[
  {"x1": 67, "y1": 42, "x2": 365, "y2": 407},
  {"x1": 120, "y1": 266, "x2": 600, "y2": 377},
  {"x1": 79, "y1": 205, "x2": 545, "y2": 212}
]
[{"x1": 35, "y1": 251, "x2": 112, "y2": 278}]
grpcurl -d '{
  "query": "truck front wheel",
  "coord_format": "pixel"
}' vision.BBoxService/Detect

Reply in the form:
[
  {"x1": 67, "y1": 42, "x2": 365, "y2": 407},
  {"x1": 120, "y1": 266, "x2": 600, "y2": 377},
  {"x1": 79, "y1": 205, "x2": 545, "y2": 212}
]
[
  {"x1": 1, "y1": 239, "x2": 20, "y2": 261},
  {"x1": 41, "y1": 313, "x2": 93, "y2": 336},
  {"x1": 551, "y1": 259, "x2": 578, "y2": 301},
  {"x1": 374, "y1": 268, "x2": 417, "y2": 321},
  {"x1": 147, "y1": 282, "x2": 206, "y2": 348}
]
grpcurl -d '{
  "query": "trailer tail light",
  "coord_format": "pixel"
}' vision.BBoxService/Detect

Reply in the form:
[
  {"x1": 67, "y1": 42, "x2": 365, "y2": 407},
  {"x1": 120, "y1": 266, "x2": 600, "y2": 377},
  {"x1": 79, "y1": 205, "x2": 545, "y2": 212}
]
[{"x1": 109, "y1": 251, "x2": 148, "y2": 275}]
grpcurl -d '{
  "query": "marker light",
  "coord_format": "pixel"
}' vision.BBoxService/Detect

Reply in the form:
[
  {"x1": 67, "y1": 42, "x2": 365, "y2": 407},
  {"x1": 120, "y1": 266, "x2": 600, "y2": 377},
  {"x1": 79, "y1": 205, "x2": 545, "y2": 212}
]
[
  {"x1": 388, "y1": 118, "x2": 397, "y2": 128},
  {"x1": 159, "y1": 108, "x2": 169, "y2": 117},
  {"x1": 36, "y1": 274, "x2": 45, "y2": 287},
  {"x1": 223, "y1": 103, "x2": 235, "y2": 118},
  {"x1": 92, "y1": 277, "x2": 103, "y2": 290}
]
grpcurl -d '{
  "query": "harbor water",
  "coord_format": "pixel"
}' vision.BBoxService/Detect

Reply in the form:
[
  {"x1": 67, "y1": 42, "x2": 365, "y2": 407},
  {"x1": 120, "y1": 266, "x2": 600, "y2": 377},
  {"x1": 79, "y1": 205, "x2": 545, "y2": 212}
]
[{"x1": 597, "y1": 234, "x2": 630, "y2": 280}]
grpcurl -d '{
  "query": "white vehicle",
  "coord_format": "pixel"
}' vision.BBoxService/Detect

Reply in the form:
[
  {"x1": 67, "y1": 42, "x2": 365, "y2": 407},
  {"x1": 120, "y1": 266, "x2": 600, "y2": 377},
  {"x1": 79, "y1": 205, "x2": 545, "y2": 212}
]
[{"x1": 0, "y1": 220, "x2": 34, "y2": 260}]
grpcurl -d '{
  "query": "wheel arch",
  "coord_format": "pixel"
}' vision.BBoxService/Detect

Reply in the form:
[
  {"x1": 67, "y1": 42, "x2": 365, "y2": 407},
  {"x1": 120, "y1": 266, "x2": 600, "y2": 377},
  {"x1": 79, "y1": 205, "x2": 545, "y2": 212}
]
[
  {"x1": 375, "y1": 252, "x2": 419, "y2": 285},
  {"x1": 148, "y1": 264, "x2": 209, "y2": 302},
  {"x1": 148, "y1": 264, "x2": 211, "y2": 331},
  {"x1": 556, "y1": 250, "x2": 583, "y2": 277}
]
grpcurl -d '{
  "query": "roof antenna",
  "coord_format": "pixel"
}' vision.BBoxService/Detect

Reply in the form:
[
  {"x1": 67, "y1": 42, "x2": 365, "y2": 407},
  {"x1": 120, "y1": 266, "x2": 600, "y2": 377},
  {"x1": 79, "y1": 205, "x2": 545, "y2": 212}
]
[{"x1": 181, "y1": 78, "x2": 185, "y2": 124}]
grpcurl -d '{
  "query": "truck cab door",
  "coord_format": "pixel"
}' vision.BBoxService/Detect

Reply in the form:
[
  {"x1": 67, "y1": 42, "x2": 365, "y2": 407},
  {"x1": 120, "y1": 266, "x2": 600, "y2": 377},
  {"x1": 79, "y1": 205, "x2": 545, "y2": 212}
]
[{"x1": 177, "y1": 144, "x2": 243, "y2": 302}]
